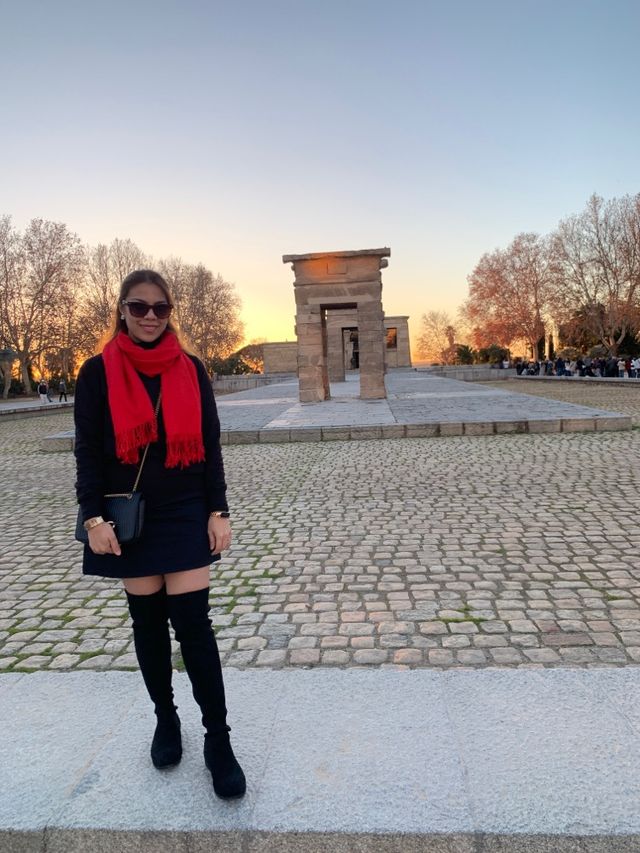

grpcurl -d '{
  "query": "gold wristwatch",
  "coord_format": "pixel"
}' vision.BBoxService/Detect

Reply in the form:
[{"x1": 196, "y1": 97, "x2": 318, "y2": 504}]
[
  {"x1": 210, "y1": 511, "x2": 231, "y2": 519},
  {"x1": 83, "y1": 516, "x2": 106, "y2": 531}
]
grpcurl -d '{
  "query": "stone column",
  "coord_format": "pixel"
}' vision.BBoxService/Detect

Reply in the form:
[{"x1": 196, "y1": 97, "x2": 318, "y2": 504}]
[
  {"x1": 295, "y1": 300, "x2": 329, "y2": 402},
  {"x1": 320, "y1": 309, "x2": 330, "y2": 399},
  {"x1": 357, "y1": 298, "x2": 386, "y2": 399},
  {"x1": 326, "y1": 319, "x2": 345, "y2": 382}
]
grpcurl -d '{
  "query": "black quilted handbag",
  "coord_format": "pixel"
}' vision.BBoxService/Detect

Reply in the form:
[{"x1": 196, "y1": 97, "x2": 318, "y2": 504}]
[
  {"x1": 75, "y1": 394, "x2": 159, "y2": 546},
  {"x1": 75, "y1": 491, "x2": 145, "y2": 545}
]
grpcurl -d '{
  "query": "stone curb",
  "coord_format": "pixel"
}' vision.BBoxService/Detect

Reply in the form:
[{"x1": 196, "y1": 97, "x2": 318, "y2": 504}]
[
  {"x1": 516, "y1": 375, "x2": 640, "y2": 388},
  {"x1": 5, "y1": 828, "x2": 638, "y2": 852},
  {"x1": 0, "y1": 402, "x2": 74, "y2": 421},
  {"x1": 40, "y1": 415, "x2": 633, "y2": 452}
]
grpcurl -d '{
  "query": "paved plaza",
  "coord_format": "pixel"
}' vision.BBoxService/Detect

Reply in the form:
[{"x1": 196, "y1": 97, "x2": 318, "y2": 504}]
[
  {"x1": 214, "y1": 370, "x2": 631, "y2": 436},
  {"x1": 483, "y1": 376, "x2": 640, "y2": 426},
  {"x1": 37, "y1": 372, "x2": 633, "y2": 451},
  {"x1": 1, "y1": 376, "x2": 639, "y2": 673}
]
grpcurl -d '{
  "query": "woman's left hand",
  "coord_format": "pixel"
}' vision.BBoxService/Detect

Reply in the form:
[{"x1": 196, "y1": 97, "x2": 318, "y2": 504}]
[{"x1": 208, "y1": 515, "x2": 231, "y2": 555}]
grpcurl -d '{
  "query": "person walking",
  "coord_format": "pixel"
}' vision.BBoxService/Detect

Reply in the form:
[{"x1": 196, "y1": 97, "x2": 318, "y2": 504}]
[
  {"x1": 37, "y1": 379, "x2": 50, "y2": 403},
  {"x1": 58, "y1": 378, "x2": 68, "y2": 402},
  {"x1": 74, "y1": 269, "x2": 245, "y2": 799}
]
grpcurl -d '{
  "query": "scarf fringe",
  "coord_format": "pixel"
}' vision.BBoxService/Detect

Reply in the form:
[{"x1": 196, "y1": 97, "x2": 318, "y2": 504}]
[
  {"x1": 165, "y1": 435, "x2": 206, "y2": 469},
  {"x1": 115, "y1": 421, "x2": 158, "y2": 465}
]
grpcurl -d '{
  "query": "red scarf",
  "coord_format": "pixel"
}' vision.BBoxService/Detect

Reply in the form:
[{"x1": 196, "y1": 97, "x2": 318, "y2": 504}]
[{"x1": 102, "y1": 331, "x2": 205, "y2": 468}]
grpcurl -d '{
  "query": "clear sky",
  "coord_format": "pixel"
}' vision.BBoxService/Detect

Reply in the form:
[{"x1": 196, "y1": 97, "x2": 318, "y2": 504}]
[{"x1": 2, "y1": 0, "x2": 639, "y2": 350}]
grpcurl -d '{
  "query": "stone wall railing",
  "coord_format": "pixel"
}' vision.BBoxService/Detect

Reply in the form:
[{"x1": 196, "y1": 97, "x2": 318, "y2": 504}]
[
  {"x1": 417, "y1": 366, "x2": 517, "y2": 381},
  {"x1": 212, "y1": 374, "x2": 296, "y2": 395}
]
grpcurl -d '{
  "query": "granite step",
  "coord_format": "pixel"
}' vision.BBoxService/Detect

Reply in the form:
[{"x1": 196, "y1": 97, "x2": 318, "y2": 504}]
[{"x1": 2, "y1": 668, "x2": 640, "y2": 851}]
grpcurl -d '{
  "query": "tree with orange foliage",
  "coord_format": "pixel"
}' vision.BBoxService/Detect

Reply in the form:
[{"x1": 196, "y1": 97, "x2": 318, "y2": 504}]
[{"x1": 463, "y1": 233, "x2": 555, "y2": 357}]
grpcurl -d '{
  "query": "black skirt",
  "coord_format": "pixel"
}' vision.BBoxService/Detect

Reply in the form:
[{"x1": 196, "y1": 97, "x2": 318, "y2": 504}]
[{"x1": 82, "y1": 497, "x2": 220, "y2": 579}]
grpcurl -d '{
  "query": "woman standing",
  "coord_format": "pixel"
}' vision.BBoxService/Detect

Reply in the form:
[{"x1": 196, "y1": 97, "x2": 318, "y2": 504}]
[
  {"x1": 74, "y1": 269, "x2": 245, "y2": 799},
  {"x1": 38, "y1": 379, "x2": 49, "y2": 403}
]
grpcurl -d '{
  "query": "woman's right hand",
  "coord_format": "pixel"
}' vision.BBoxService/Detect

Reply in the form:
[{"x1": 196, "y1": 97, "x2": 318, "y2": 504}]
[{"x1": 88, "y1": 522, "x2": 121, "y2": 556}]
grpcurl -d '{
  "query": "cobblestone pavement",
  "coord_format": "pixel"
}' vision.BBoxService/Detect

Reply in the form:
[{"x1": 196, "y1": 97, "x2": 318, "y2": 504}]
[
  {"x1": 481, "y1": 378, "x2": 640, "y2": 426},
  {"x1": 1, "y1": 404, "x2": 639, "y2": 673}
]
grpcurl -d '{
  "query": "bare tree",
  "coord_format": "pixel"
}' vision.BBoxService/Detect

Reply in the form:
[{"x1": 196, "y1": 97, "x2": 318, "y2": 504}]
[
  {"x1": 1, "y1": 217, "x2": 245, "y2": 386},
  {"x1": 0, "y1": 217, "x2": 83, "y2": 390},
  {"x1": 416, "y1": 311, "x2": 457, "y2": 363},
  {"x1": 553, "y1": 193, "x2": 640, "y2": 354},
  {"x1": 157, "y1": 260, "x2": 244, "y2": 372},
  {"x1": 80, "y1": 238, "x2": 148, "y2": 352}
]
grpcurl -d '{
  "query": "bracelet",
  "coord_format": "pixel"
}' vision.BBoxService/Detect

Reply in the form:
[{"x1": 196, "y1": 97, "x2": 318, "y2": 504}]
[
  {"x1": 210, "y1": 511, "x2": 231, "y2": 519},
  {"x1": 83, "y1": 516, "x2": 106, "y2": 531}
]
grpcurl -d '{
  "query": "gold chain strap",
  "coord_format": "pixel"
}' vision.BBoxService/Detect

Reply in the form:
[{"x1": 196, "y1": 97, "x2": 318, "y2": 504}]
[{"x1": 131, "y1": 392, "x2": 162, "y2": 493}]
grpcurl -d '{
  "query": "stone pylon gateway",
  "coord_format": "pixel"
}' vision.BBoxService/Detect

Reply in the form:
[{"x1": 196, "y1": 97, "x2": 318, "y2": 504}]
[{"x1": 282, "y1": 248, "x2": 390, "y2": 403}]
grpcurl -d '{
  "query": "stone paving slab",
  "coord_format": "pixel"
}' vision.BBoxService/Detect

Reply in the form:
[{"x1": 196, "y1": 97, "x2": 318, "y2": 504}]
[
  {"x1": 216, "y1": 373, "x2": 629, "y2": 432},
  {"x1": 2, "y1": 668, "x2": 640, "y2": 850},
  {"x1": 481, "y1": 378, "x2": 640, "y2": 427},
  {"x1": 39, "y1": 372, "x2": 631, "y2": 450}
]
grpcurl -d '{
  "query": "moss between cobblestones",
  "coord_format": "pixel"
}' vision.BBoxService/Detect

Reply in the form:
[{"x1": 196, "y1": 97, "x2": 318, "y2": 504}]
[
  {"x1": 16, "y1": 647, "x2": 54, "y2": 659},
  {"x1": 221, "y1": 581, "x2": 258, "y2": 626},
  {"x1": 209, "y1": 560, "x2": 265, "y2": 626},
  {"x1": 9, "y1": 649, "x2": 55, "y2": 672},
  {"x1": 77, "y1": 650, "x2": 105, "y2": 664},
  {"x1": 172, "y1": 655, "x2": 186, "y2": 672},
  {"x1": 439, "y1": 605, "x2": 488, "y2": 626},
  {"x1": 578, "y1": 569, "x2": 624, "y2": 602}
]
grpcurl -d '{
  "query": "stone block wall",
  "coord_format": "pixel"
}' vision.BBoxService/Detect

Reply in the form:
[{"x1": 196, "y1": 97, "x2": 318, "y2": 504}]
[
  {"x1": 263, "y1": 342, "x2": 298, "y2": 374},
  {"x1": 384, "y1": 315, "x2": 411, "y2": 368}
]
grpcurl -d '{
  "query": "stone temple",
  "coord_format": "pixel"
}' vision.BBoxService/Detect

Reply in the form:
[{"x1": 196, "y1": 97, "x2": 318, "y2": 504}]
[{"x1": 263, "y1": 248, "x2": 411, "y2": 403}]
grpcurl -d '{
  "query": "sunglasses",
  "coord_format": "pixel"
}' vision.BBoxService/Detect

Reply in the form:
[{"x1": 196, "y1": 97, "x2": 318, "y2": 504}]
[{"x1": 121, "y1": 300, "x2": 173, "y2": 320}]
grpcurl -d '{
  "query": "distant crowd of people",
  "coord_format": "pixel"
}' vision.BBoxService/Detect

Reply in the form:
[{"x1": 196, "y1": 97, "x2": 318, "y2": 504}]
[{"x1": 515, "y1": 356, "x2": 640, "y2": 378}]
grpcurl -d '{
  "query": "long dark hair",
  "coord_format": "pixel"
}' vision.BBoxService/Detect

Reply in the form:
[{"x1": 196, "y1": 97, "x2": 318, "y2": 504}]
[{"x1": 99, "y1": 269, "x2": 193, "y2": 353}]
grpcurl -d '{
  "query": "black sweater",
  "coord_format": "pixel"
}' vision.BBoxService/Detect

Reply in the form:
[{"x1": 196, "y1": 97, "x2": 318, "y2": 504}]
[{"x1": 74, "y1": 352, "x2": 229, "y2": 522}]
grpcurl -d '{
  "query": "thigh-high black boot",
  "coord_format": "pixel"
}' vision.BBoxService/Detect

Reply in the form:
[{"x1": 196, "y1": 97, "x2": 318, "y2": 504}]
[
  {"x1": 167, "y1": 588, "x2": 246, "y2": 799},
  {"x1": 126, "y1": 588, "x2": 182, "y2": 769}
]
